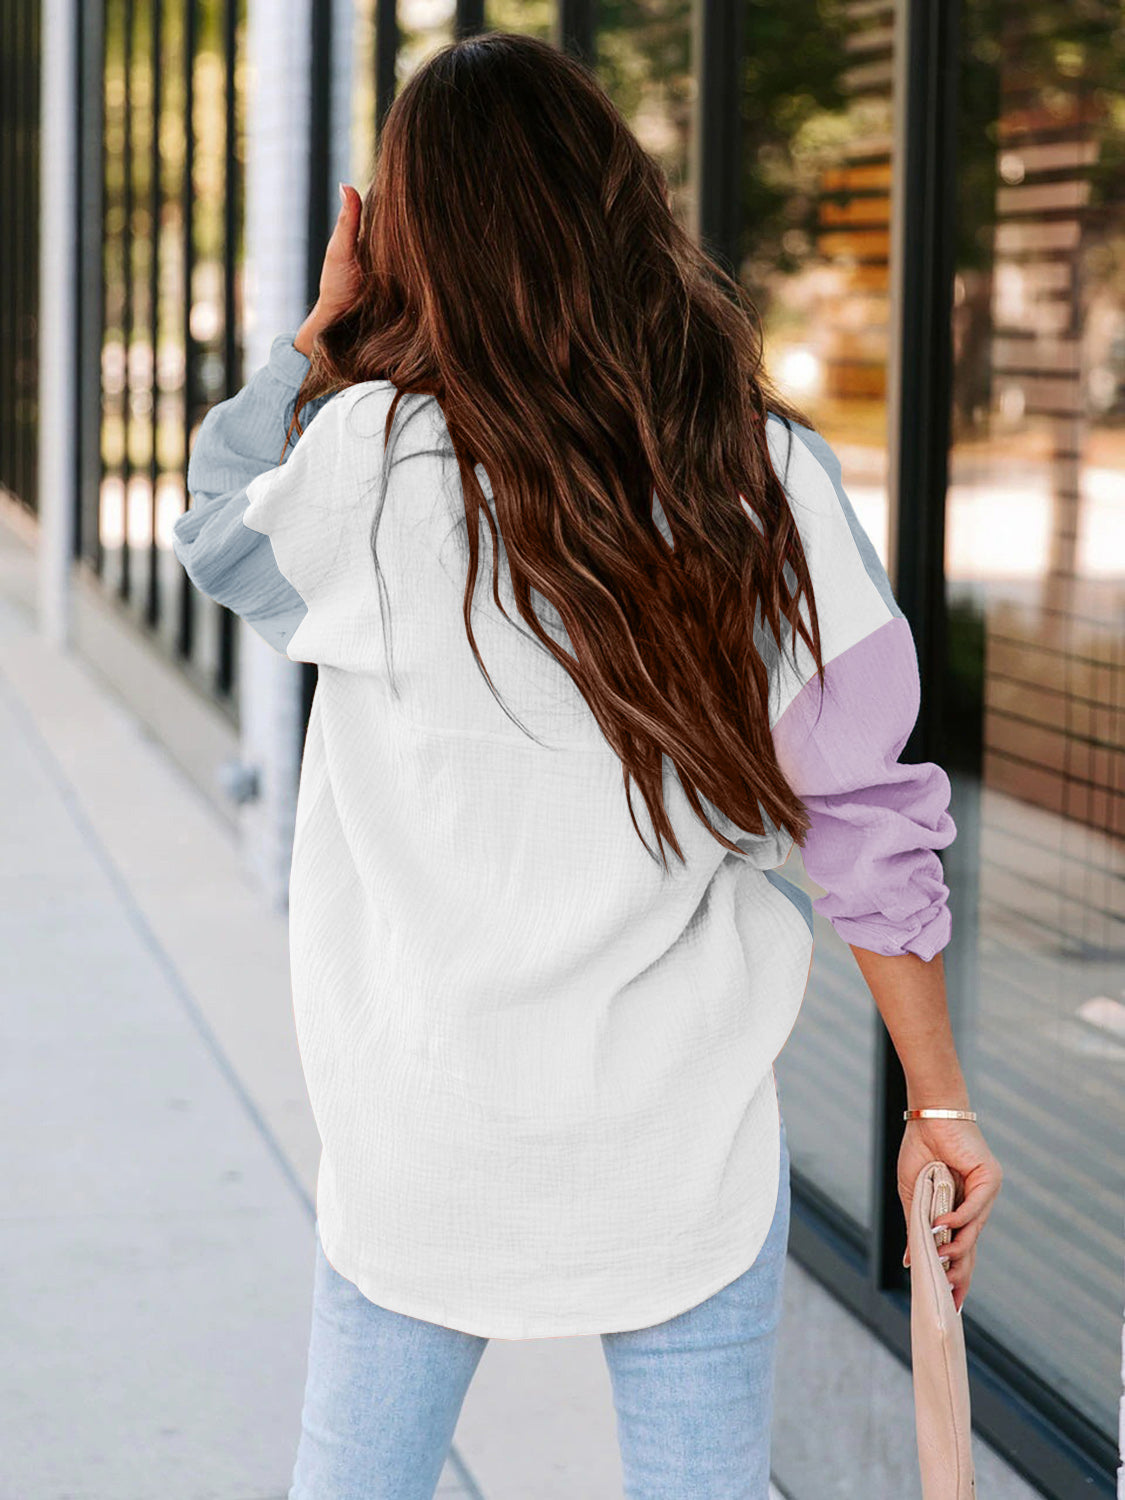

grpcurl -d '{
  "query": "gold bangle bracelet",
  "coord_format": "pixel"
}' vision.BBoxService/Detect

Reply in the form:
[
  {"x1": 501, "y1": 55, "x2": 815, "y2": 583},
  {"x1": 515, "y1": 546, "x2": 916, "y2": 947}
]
[{"x1": 903, "y1": 1107, "x2": 977, "y2": 1122}]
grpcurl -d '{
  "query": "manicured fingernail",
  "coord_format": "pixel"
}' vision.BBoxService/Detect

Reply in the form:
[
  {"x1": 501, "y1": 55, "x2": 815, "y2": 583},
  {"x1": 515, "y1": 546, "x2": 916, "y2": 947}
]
[
  {"x1": 903, "y1": 1250, "x2": 909, "y2": 1266},
  {"x1": 932, "y1": 1224, "x2": 947, "y2": 1236},
  {"x1": 339, "y1": 182, "x2": 346, "y2": 205}
]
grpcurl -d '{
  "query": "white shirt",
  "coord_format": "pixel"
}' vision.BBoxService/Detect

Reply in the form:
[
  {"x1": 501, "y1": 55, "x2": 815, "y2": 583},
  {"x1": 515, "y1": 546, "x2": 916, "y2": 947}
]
[{"x1": 174, "y1": 335, "x2": 955, "y2": 1338}]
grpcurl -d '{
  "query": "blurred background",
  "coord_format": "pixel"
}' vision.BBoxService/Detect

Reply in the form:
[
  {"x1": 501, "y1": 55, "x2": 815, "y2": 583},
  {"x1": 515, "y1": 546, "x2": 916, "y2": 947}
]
[{"x1": 0, "y1": 1, "x2": 1121, "y2": 1497}]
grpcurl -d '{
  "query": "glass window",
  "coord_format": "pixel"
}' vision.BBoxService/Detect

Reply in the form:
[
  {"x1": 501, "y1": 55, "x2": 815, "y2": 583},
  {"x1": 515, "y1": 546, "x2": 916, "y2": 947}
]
[{"x1": 941, "y1": 0, "x2": 1125, "y2": 1441}]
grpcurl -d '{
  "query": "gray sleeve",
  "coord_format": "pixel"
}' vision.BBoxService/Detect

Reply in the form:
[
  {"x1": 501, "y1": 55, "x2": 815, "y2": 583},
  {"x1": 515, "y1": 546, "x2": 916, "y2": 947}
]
[{"x1": 172, "y1": 333, "x2": 335, "y2": 653}]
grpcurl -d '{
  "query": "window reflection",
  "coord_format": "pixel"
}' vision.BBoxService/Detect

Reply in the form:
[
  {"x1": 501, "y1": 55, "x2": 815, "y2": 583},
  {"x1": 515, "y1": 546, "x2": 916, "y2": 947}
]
[{"x1": 942, "y1": 0, "x2": 1124, "y2": 1440}]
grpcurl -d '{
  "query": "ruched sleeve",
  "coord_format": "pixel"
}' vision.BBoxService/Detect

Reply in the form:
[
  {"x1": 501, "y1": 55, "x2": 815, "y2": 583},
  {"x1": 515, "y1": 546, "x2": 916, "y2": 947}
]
[
  {"x1": 240, "y1": 377, "x2": 398, "y2": 671},
  {"x1": 172, "y1": 333, "x2": 334, "y2": 653},
  {"x1": 764, "y1": 416, "x2": 956, "y2": 961}
]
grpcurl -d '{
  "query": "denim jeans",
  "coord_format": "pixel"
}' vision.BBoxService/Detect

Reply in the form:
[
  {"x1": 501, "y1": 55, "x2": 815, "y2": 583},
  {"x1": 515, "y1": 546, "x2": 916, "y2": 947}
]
[{"x1": 288, "y1": 1111, "x2": 790, "y2": 1500}]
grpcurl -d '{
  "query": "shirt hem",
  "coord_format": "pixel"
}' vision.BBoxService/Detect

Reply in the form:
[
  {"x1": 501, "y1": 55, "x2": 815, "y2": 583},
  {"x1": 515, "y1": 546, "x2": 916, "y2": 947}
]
[{"x1": 313, "y1": 1105, "x2": 785, "y2": 1342}]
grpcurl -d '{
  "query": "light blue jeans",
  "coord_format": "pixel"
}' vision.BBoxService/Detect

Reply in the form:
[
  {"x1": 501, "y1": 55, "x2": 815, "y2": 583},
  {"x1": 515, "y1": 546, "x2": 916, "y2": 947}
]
[{"x1": 289, "y1": 1112, "x2": 790, "y2": 1500}]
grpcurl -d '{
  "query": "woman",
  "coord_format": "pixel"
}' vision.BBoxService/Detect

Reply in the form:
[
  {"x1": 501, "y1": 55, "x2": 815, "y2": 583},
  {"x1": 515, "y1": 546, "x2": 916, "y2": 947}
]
[{"x1": 174, "y1": 31, "x2": 1002, "y2": 1500}]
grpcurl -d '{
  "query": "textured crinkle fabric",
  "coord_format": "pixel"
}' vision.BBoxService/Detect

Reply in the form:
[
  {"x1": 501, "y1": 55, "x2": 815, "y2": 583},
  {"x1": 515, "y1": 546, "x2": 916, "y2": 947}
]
[{"x1": 173, "y1": 334, "x2": 955, "y2": 1339}]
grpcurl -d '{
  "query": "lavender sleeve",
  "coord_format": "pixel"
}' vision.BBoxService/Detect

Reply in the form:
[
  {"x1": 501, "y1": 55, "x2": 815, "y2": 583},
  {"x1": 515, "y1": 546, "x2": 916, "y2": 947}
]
[
  {"x1": 172, "y1": 333, "x2": 333, "y2": 653},
  {"x1": 768, "y1": 421, "x2": 956, "y2": 961}
]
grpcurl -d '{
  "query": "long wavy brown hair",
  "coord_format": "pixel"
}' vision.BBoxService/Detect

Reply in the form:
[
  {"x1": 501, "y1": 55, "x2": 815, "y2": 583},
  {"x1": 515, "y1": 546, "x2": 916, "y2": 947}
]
[{"x1": 287, "y1": 30, "x2": 826, "y2": 871}]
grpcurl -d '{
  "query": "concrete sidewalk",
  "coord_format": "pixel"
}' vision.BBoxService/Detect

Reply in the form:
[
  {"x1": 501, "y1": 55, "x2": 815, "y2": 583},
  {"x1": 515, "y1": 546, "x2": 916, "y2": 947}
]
[{"x1": 0, "y1": 510, "x2": 697, "y2": 1500}]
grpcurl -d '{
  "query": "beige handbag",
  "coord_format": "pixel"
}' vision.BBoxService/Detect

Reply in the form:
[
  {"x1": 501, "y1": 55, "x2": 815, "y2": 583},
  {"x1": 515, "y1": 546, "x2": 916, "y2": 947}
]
[{"x1": 908, "y1": 1159, "x2": 977, "y2": 1499}]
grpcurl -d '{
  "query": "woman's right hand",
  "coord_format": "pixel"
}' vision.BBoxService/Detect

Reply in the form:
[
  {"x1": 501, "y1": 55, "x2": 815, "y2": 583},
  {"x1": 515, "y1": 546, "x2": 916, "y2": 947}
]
[
  {"x1": 898, "y1": 1116, "x2": 1003, "y2": 1314},
  {"x1": 294, "y1": 182, "x2": 366, "y2": 357}
]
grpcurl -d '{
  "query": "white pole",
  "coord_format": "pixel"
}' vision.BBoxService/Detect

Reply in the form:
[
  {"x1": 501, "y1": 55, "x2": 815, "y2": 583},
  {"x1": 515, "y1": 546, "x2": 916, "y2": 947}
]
[
  {"x1": 37, "y1": 0, "x2": 79, "y2": 648},
  {"x1": 237, "y1": 0, "x2": 316, "y2": 909}
]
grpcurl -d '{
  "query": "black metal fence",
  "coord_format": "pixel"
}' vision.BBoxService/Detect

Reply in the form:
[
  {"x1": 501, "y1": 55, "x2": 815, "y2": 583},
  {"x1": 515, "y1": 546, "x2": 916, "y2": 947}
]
[
  {"x1": 75, "y1": 0, "x2": 245, "y2": 711},
  {"x1": 0, "y1": 1, "x2": 40, "y2": 514}
]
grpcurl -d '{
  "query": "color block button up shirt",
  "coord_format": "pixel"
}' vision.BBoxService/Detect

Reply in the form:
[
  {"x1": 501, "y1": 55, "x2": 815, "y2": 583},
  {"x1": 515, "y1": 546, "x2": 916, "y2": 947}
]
[{"x1": 172, "y1": 333, "x2": 955, "y2": 1339}]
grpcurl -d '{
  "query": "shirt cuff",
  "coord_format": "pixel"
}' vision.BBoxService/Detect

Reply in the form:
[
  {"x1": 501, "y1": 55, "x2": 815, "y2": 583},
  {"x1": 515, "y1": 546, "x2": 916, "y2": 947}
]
[
  {"x1": 823, "y1": 895, "x2": 953, "y2": 962},
  {"x1": 268, "y1": 332, "x2": 311, "y2": 388}
]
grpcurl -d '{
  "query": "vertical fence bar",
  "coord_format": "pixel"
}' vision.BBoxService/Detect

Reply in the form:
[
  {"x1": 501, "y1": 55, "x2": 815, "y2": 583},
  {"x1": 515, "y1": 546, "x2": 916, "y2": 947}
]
[
  {"x1": 373, "y1": 0, "x2": 396, "y2": 140},
  {"x1": 13, "y1": 1, "x2": 25, "y2": 505},
  {"x1": 554, "y1": 0, "x2": 595, "y2": 65},
  {"x1": 690, "y1": 0, "x2": 743, "y2": 282},
  {"x1": 101, "y1": 0, "x2": 119, "y2": 582},
  {"x1": 1, "y1": 3, "x2": 7, "y2": 495},
  {"x1": 37, "y1": 0, "x2": 75, "y2": 643},
  {"x1": 119, "y1": 0, "x2": 134, "y2": 600},
  {"x1": 30, "y1": 0, "x2": 42, "y2": 513},
  {"x1": 4, "y1": 0, "x2": 44, "y2": 513},
  {"x1": 12, "y1": 0, "x2": 19, "y2": 502},
  {"x1": 177, "y1": 0, "x2": 196, "y2": 657},
  {"x1": 305, "y1": 0, "x2": 333, "y2": 313},
  {"x1": 299, "y1": 0, "x2": 335, "y2": 730},
  {"x1": 0, "y1": 6, "x2": 8, "y2": 498},
  {"x1": 454, "y1": 0, "x2": 484, "y2": 40},
  {"x1": 10, "y1": 0, "x2": 21, "y2": 503},
  {"x1": 76, "y1": 0, "x2": 106, "y2": 569},
  {"x1": 147, "y1": 0, "x2": 162, "y2": 625},
  {"x1": 2, "y1": 2, "x2": 14, "y2": 501},
  {"x1": 216, "y1": 0, "x2": 239, "y2": 696},
  {"x1": 222, "y1": 0, "x2": 239, "y2": 398}
]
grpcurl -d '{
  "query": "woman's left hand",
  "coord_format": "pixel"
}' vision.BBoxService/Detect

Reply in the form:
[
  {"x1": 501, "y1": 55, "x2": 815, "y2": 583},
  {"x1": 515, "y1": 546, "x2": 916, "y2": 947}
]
[
  {"x1": 898, "y1": 1117, "x2": 1003, "y2": 1313},
  {"x1": 295, "y1": 183, "x2": 366, "y2": 356}
]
